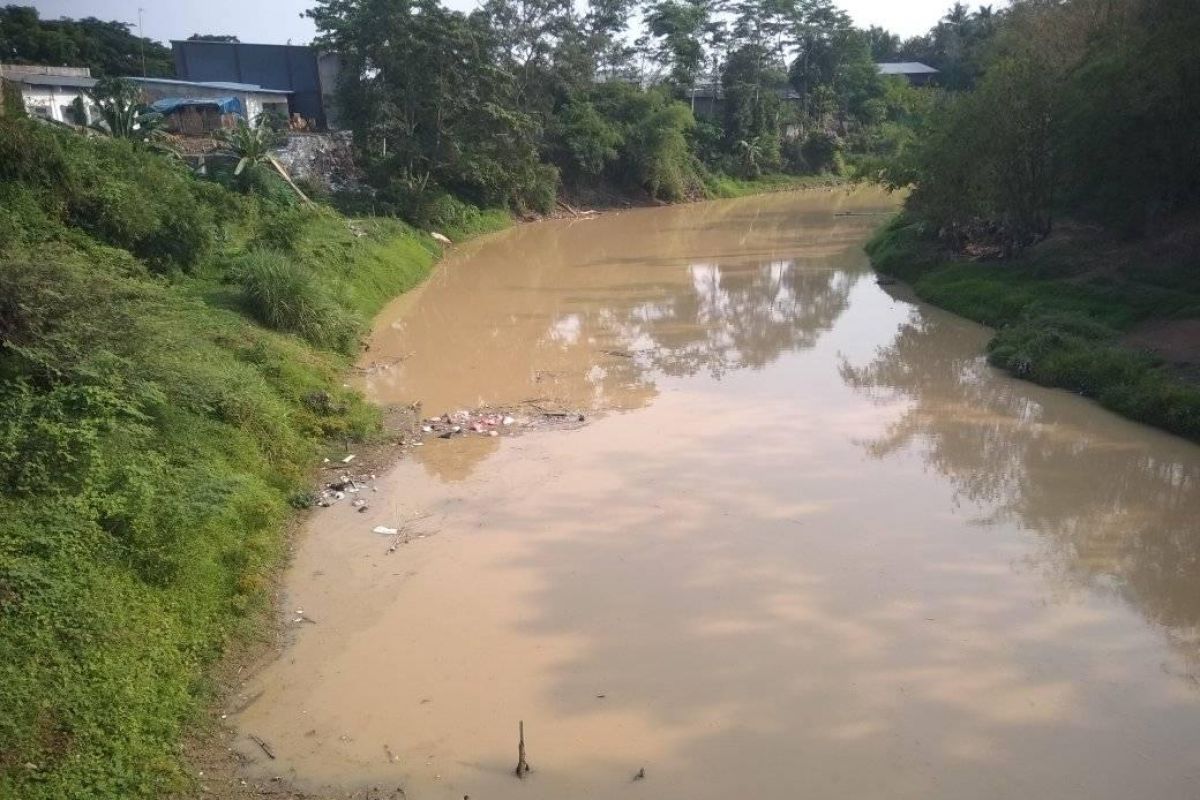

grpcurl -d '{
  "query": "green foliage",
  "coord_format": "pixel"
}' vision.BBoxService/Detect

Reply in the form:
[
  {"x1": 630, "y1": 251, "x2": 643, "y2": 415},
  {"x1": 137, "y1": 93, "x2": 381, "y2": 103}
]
[
  {"x1": 0, "y1": 5, "x2": 174, "y2": 77},
  {"x1": 798, "y1": 130, "x2": 842, "y2": 174},
  {"x1": 550, "y1": 97, "x2": 623, "y2": 179},
  {"x1": 1057, "y1": 0, "x2": 1200, "y2": 234},
  {"x1": 895, "y1": 2, "x2": 999, "y2": 90},
  {"x1": 903, "y1": 46, "x2": 1057, "y2": 252},
  {"x1": 218, "y1": 118, "x2": 285, "y2": 177},
  {"x1": 311, "y1": 0, "x2": 555, "y2": 215},
  {"x1": 722, "y1": 45, "x2": 785, "y2": 175},
  {"x1": 1, "y1": 77, "x2": 25, "y2": 118},
  {"x1": 587, "y1": 83, "x2": 703, "y2": 200},
  {"x1": 0, "y1": 119, "x2": 215, "y2": 271},
  {"x1": 898, "y1": 0, "x2": 1200, "y2": 248},
  {"x1": 0, "y1": 118, "x2": 438, "y2": 798},
  {"x1": 989, "y1": 316, "x2": 1200, "y2": 440},
  {"x1": 644, "y1": 0, "x2": 712, "y2": 88}
]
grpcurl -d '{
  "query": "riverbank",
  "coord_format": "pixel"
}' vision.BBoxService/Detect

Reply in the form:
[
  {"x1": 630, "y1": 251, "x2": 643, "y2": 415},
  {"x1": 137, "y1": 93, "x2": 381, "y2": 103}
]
[
  {"x1": 866, "y1": 214, "x2": 1200, "y2": 441},
  {"x1": 0, "y1": 118, "x2": 460, "y2": 799}
]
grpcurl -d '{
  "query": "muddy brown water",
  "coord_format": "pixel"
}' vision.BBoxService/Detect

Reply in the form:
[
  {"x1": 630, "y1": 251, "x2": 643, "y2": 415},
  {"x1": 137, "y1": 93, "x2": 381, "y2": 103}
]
[{"x1": 236, "y1": 189, "x2": 1200, "y2": 799}]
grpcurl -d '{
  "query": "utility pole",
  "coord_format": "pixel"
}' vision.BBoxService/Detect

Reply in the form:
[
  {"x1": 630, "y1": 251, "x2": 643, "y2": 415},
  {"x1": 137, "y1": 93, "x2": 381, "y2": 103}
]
[{"x1": 138, "y1": 8, "x2": 146, "y2": 76}]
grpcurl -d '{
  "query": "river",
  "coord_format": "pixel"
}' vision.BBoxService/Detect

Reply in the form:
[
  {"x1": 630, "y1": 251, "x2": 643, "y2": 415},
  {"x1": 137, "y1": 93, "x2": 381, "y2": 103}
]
[{"x1": 234, "y1": 188, "x2": 1200, "y2": 799}]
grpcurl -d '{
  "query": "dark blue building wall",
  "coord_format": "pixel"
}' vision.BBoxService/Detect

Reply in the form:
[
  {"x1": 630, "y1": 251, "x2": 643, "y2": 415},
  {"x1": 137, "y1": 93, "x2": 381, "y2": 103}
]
[{"x1": 173, "y1": 41, "x2": 326, "y2": 127}]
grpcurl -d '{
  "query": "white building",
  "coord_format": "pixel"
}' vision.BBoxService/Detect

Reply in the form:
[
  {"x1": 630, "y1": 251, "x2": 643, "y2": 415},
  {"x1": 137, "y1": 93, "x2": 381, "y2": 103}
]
[
  {"x1": 0, "y1": 65, "x2": 290, "y2": 131},
  {"x1": 0, "y1": 64, "x2": 99, "y2": 124},
  {"x1": 129, "y1": 77, "x2": 291, "y2": 125}
]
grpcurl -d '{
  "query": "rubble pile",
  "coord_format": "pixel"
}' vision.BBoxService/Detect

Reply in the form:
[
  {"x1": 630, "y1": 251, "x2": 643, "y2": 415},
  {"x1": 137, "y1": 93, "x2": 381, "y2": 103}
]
[
  {"x1": 418, "y1": 407, "x2": 587, "y2": 440},
  {"x1": 315, "y1": 470, "x2": 378, "y2": 509}
]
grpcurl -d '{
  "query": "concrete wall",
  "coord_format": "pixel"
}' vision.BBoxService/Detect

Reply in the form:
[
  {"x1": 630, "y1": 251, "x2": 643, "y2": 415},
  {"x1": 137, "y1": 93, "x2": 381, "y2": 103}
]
[
  {"x1": 17, "y1": 85, "x2": 97, "y2": 124},
  {"x1": 1, "y1": 65, "x2": 91, "y2": 79},
  {"x1": 272, "y1": 131, "x2": 360, "y2": 192}
]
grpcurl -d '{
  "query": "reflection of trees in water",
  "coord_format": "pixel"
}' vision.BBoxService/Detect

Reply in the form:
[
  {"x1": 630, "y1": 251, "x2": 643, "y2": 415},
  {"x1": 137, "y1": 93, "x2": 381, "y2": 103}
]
[
  {"x1": 840, "y1": 313, "x2": 1200, "y2": 649},
  {"x1": 551, "y1": 260, "x2": 857, "y2": 382}
]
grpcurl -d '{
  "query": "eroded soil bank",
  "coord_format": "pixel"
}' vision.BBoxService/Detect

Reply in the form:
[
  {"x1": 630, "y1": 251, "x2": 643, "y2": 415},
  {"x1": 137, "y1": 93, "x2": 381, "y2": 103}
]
[{"x1": 234, "y1": 189, "x2": 1200, "y2": 799}]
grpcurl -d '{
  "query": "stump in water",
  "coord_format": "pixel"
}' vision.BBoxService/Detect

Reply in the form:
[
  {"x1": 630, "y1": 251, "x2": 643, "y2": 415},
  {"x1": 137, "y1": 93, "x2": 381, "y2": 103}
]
[{"x1": 514, "y1": 720, "x2": 531, "y2": 778}]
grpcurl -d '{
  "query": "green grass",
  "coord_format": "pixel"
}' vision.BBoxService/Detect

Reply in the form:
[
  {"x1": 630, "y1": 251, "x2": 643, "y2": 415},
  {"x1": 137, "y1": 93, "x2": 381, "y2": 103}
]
[
  {"x1": 866, "y1": 215, "x2": 1200, "y2": 441},
  {"x1": 706, "y1": 172, "x2": 843, "y2": 199},
  {"x1": 0, "y1": 120, "x2": 446, "y2": 798}
]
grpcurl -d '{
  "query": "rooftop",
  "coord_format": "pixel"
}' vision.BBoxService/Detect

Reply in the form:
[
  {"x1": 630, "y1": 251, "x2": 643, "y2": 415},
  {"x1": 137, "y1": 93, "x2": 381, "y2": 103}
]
[
  {"x1": 128, "y1": 76, "x2": 292, "y2": 95},
  {"x1": 5, "y1": 73, "x2": 98, "y2": 90},
  {"x1": 876, "y1": 62, "x2": 939, "y2": 75}
]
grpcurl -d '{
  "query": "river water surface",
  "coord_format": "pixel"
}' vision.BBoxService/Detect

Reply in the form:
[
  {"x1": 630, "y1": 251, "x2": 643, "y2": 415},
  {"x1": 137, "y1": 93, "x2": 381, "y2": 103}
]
[{"x1": 236, "y1": 189, "x2": 1200, "y2": 799}]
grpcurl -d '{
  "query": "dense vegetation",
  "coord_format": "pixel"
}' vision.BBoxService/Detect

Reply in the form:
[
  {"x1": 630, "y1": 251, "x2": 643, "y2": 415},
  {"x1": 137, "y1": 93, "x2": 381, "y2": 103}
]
[
  {"x1": 0, "y1": 5, "x2": 174, "y2": 77},
  {"x1": 869, "y1": 0, "x2": 1200, "y2": 440},
  {"x1": 309, "y1": 0, "x2": 928, "y2": 220},
  {"x1": 0, "y1": 116, "x2": 471, "y2": 798}
]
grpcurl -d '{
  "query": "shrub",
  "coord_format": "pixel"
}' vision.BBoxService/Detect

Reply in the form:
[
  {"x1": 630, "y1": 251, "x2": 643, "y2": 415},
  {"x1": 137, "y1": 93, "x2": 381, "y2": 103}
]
[
  {"x1": 800, "y1": 131, "x2": 843, "y2": 175},
  {"x1": 0, "y1": 118, "x2": 216, "y2": 271},
  {"x1": 550, "y1": 98, "x2": 623, "y2": 179},
  {"x1": 252, "y1": 204, "x2": 315, "y2": 252},
  {"x1": 235, "y1": 250, "x2": 359, "y2": 352}
]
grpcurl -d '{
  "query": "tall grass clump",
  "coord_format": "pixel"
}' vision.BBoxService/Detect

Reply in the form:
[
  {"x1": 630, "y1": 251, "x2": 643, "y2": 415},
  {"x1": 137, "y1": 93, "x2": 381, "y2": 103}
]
[{"x1": 236, "y1": 250, "x2": 359, "y2": 353}]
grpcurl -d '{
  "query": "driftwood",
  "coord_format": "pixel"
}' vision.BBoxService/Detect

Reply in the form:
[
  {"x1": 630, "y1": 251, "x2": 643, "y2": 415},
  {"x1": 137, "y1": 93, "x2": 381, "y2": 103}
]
[{"x1": 249, "y1": 734, "x2": 276, "y2": 760}]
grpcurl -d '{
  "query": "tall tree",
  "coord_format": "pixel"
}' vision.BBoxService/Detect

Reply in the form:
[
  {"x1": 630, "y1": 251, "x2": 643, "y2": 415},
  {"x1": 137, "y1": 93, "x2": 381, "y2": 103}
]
[
  {"x1": 644, "y1": 0, "x2": 712, "y2": 88},
  {"x1": 583, "y1": 0, "x2": 639, "y2": 78},
  {"x1": 308, "y1": 0, "x2": 555, "y2": 211}
]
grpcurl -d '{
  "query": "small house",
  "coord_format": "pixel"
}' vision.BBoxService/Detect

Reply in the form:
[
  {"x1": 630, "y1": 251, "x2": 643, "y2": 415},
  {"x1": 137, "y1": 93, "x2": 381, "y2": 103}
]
[{"x1": 0, "y1": 64, "x2": 99, "y2": 124}]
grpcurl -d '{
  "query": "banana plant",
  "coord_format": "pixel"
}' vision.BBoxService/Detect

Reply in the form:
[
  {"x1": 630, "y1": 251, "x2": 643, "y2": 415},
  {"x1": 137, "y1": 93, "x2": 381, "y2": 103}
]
[
  {"x1": 86, "y1": 77, "x2": 165, "y2": 141},
  {"x1": 218, "y1": 118, "x2": 312, "y2": 205}
]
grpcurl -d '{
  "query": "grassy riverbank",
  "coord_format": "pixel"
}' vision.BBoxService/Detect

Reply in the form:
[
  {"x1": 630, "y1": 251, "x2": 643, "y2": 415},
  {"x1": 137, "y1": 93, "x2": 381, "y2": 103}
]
[
  {"x1": 706, "y1": 172, "x2": 845, "y2": 199},
  {"x1": 867, "y1": 215, "x2": 1200, "y2": 441},
  {"x1": 0, "y1": 118, "x2": 458, "y2": 799}
]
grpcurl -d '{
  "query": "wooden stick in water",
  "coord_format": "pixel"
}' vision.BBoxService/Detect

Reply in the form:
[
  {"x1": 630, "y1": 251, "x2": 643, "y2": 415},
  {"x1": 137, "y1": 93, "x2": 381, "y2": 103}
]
[{"x1": 514, "y1": 720, "x2": 531, "y2": 778}]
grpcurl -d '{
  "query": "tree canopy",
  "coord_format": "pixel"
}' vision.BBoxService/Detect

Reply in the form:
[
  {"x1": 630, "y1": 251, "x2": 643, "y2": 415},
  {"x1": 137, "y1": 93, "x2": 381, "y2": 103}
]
[{"x1": 0, "y1": 5, "x2": 173, "y2": 77}]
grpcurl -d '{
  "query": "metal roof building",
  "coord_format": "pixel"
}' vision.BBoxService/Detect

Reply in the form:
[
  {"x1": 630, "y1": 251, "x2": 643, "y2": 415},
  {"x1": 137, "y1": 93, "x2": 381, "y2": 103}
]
[
  {"x1": 876, "y1": 62, "x2": 939, "y2": 85},
  {"x1": 171, "y1": 40, "x2": 341, "y2": 129}
]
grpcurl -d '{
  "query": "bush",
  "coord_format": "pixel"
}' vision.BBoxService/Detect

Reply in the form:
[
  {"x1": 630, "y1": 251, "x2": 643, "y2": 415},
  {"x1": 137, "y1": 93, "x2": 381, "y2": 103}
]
[
  {"x1": 0, "y1": 118, "x2": 217, "y2": 271},
  {"x1": 988, "y1": 313, "x2": 1200, "y2": 441},
  {"x1": 799, "y1": 131, "x2": 843, "y2": 175},
  {"x1": 550, "y1": 98, "x2": 622, "y2": 179},
  {"x1": 252, "y1": 204, "x2": 315, "y2": 252},
  {"x1": 235, "y1": 250, "x2": 359, "y2": 352}
]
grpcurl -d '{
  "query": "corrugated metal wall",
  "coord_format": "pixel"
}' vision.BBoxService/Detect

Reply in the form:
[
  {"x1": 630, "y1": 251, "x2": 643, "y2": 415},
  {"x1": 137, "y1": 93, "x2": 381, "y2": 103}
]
[{"x1": 173, "y1": 41, "x2": 327, "y2": 128}]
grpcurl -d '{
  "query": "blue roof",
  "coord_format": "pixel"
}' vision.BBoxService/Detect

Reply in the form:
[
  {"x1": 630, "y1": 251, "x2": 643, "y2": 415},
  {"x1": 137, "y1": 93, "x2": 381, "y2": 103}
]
[
  {"x1": 129, "y1": 76, "x2": 291, "y2": 95},
  {"x1": 876, "y1": 62, "x2": 939, "y2": 75},
  {"x1": 150, "y1": 96, "x2": 245, "y2": 116}
]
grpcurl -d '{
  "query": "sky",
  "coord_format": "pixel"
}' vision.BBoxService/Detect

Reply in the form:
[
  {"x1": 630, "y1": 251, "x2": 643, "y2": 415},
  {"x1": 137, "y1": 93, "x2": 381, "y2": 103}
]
[{"x1": 30, "y1": 0, "x2": 965, "y2": 46}]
